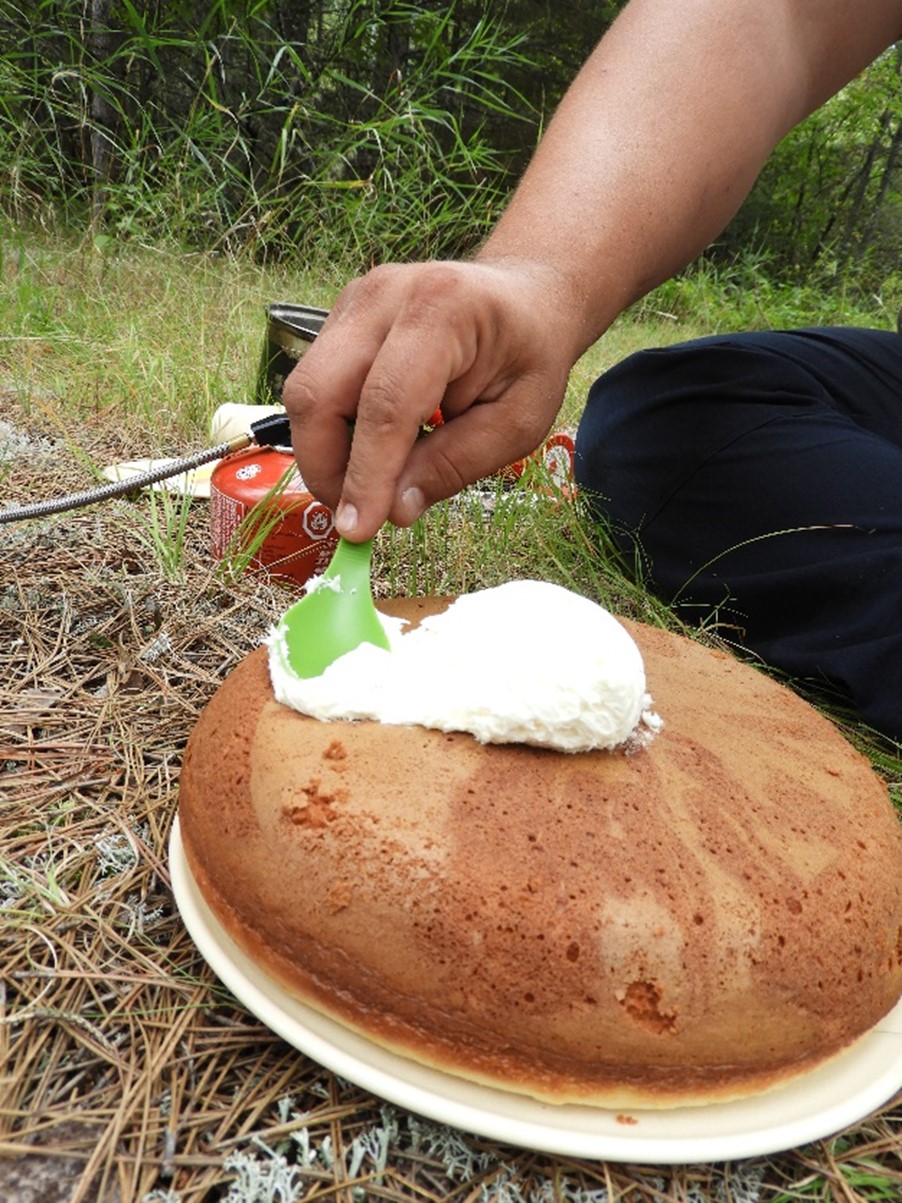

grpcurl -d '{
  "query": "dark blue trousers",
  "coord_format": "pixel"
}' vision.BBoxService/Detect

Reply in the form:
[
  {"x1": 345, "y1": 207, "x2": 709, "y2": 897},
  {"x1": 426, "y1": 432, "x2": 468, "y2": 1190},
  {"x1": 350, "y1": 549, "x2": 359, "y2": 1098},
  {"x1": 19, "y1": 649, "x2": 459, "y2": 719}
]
[{"x1": 575, "y1": 327, "x2": 902, "y2": 741}]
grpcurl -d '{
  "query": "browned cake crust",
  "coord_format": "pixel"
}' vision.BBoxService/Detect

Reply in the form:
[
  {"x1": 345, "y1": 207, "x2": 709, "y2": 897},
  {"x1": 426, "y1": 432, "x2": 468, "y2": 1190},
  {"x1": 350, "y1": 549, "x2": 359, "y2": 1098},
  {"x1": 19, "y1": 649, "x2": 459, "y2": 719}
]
[{"x1": 178, "y1": 598, "x2": 902, "y2": 1108}]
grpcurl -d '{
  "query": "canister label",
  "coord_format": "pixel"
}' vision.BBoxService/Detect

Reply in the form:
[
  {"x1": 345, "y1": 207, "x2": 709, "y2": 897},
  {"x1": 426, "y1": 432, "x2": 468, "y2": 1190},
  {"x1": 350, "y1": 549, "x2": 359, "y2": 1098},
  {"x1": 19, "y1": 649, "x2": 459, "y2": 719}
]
[{"x1": 210, "y1": 447, "x2": 338, "y2": 585}]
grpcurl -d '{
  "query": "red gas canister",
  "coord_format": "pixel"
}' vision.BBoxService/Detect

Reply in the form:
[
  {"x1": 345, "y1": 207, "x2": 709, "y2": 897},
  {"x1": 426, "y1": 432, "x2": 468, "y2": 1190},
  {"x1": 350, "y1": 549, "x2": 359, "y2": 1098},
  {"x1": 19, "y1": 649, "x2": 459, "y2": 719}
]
[
  {"x1": 210, "y1": 445, "x2": 338, "y2": 585},
  {"x1": 500, "y1": 430, "x2": 577, "y2": 492}
]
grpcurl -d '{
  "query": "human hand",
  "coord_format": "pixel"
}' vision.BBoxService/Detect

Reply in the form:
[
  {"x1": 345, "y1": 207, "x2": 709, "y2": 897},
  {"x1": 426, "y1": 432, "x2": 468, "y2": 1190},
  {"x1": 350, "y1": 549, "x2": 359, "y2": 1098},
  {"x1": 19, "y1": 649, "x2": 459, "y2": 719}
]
[{"x1": 281, "y1": 260, "x2": 579, "y2": 541}]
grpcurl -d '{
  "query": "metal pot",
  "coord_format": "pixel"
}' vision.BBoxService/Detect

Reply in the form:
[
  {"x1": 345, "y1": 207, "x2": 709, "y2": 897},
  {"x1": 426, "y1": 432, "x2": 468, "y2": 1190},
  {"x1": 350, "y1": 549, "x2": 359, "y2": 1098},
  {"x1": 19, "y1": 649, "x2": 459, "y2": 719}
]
[{"x1": 255, "y1": 302, "x2": 330, "y2": 405}]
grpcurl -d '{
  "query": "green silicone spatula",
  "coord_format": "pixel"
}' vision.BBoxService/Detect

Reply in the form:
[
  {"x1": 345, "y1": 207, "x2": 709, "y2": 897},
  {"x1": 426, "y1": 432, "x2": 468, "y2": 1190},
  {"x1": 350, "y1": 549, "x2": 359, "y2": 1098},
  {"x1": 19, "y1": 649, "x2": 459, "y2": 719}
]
[{"x1": 270, "y1": 537, "x2": 390, "y2": 680}]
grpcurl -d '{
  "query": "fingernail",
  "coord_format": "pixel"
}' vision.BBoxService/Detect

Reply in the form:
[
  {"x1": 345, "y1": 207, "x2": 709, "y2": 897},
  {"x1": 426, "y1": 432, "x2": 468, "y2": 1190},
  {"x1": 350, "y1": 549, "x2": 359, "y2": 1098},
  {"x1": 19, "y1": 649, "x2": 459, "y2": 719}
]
[
  {"x1": 398, "y1": 486, "x2": 425, "y2": 525},
  {"x1": 335, "y1": 502, "x2": 358, "y2": 536}
]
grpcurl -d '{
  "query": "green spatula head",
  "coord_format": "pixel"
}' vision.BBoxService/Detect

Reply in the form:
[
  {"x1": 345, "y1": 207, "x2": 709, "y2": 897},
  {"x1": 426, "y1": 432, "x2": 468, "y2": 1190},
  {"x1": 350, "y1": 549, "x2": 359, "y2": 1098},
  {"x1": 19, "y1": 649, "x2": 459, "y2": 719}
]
[{"x1": 271, "y1": 537, "x2": 390, "y2": 680}]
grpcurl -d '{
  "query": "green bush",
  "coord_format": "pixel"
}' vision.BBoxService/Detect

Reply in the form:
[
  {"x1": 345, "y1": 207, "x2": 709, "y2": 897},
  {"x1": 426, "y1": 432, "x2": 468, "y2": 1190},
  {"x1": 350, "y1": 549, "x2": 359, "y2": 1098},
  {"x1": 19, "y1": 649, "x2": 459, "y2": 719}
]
[{"x1": 0, "y1": 0, "x2": 536, "y2": 267}]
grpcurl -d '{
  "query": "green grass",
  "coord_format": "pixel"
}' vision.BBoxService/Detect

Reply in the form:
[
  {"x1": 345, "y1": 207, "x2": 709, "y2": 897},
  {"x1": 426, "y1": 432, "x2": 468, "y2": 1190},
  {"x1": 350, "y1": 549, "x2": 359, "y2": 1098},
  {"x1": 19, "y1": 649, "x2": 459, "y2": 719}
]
[
  {"x1": 0, "y1": 226, "x2": 337, "y2": 441},
  {"x1": 128, "y1": 486, "x2": 196, "y2": 582},
  {"x1": 3, "y1": 227, "x2": 898, "y2": 441},
  {"x1": 0, "y1": 1, "x2": 533, "y2": 267}
]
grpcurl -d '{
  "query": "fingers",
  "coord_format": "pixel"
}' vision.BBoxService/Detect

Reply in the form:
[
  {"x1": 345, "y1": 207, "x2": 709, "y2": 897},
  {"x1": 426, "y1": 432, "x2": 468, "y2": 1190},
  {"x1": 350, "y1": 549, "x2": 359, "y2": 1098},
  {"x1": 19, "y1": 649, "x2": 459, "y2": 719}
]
[
  {"x1": 336, "y1": 297, "x2": 483, "y2": 535},
  {"x1": 284, "y1": 265, "x2": 468, "y2": 519},
  {"x1": 282, "y1": 261, "x2": 572, "y2": 540},
  {"x1": 281, "y1": 291, "x2": 393, "y2": 512},
  {"x1": 387, "y1": 374, "x2": 566, "y2": 528}
]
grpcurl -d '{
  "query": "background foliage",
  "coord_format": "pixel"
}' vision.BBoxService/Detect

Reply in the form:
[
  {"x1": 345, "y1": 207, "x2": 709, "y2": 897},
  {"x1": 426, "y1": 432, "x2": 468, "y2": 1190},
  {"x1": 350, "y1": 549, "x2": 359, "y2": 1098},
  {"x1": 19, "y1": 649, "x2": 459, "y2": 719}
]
[
  {"x1": 2, "y1": 0, "x2": 901, "y2": 291},
  {"x1": 722, "y1": 44, "x2": 902, "y2": 289},
  {"x1": 0, "y1": 0, "x2": 548, "y2": 264}
]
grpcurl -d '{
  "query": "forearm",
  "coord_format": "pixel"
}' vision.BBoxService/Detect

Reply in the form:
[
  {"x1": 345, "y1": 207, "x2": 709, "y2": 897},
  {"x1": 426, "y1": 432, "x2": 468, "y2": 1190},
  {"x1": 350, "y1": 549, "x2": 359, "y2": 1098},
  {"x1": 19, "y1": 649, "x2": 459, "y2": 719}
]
[
  {"x1": 284, "y1": 0, "x2": 902, "y2": 539},
  {"x1": 478, "y1": 0, "x2": 902, "y2": 362}
]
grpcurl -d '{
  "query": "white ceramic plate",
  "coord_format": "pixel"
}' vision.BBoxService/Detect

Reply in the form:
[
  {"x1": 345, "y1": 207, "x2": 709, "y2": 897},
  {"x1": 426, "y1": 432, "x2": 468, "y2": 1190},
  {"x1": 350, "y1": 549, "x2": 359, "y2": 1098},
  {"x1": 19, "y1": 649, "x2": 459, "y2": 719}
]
[{"x1": 169, "y1": 818, "x2": 902, "y2": 1164}]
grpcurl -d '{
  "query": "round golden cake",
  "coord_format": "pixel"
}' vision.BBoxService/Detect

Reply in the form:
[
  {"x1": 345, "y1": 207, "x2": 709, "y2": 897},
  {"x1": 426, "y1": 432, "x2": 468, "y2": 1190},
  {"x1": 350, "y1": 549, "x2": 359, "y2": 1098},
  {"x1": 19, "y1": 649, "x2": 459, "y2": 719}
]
[{"x1": 178, "y1": 597, "x2": 902, "y2": 1108}]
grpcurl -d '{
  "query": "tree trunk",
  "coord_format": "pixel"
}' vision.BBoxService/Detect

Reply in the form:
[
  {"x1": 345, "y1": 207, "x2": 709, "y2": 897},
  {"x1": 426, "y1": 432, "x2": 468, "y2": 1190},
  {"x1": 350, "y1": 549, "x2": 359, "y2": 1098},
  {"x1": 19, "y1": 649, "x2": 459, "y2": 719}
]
[{"x1": 89, "y1": 0, "x2": 117, "y2": 227}]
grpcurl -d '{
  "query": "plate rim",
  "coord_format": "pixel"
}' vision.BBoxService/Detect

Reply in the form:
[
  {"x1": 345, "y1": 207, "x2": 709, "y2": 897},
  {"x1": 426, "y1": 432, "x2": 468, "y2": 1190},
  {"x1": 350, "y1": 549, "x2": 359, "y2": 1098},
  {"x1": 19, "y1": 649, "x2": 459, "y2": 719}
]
[{"x1": 169, "y1": 816, "x2": 902, "y2": 1164}]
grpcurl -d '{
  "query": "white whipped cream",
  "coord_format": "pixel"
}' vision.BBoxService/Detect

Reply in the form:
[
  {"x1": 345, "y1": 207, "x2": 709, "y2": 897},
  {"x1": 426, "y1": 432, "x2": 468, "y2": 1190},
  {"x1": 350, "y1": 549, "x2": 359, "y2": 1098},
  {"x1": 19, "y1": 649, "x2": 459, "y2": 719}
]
[{"x1": 267, "y1": 579, "x2": 662, "y2": 753}]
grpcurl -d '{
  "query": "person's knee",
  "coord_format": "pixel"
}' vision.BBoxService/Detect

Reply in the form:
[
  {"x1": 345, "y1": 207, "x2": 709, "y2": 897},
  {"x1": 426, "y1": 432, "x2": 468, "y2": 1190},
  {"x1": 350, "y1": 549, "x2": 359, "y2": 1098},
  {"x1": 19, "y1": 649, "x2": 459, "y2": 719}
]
[
  {"x1": 582, "y1": 345, "x2": 678, "y2": 431},
  {"x1": 575, "y1": 348, "x2": 666, "y2": 488},
  {"x1": 575, "y1": 332, "x2": 822, "y2": 508},
  {"x1": 574, "y1": 341, "x2": 712, "y2": 521}
]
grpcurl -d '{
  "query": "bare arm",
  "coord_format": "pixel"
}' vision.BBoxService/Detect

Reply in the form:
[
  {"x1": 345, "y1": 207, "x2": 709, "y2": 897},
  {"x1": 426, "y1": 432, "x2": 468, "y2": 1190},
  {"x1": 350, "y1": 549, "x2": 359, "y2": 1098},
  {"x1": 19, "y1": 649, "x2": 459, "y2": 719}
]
[
  {"x1": 283, "y1": 0, "x2": 902, "y2": 541},
  {"x1": 480, "y1": 0, "x2": 902, "y2": 355}
]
